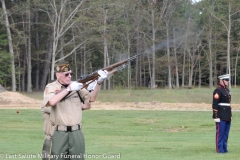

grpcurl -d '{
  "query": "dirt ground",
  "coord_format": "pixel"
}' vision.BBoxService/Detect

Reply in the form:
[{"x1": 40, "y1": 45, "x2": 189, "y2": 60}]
[{"x1": 1, "y1": 91, "x2": 240, "y2": 111}]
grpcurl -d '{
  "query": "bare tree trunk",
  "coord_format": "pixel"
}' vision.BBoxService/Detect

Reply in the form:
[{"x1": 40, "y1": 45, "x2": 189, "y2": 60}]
[
  {"x1": 27, "y1": 0, "x2": 32, "y2": 92},
  {"x1": 40, "y1": 39, "x2": 53, "y2": 90},
  {"x1": 103, "y1": 8, "x2": 108, "y2": 90},
  {"x1": 166, "y1": 21, "x2": 171, "y2": 89},
  {"x1": 50, "y1": 5, "x2": 57, "y2": 81},
  {"x1": 71, "y1": 27, "x2": 78, "y2": 79},
  {"x1": 182, "y1": 48, "x2": 186, "y2": 87},
  {"x1": 34, "y1": 10, "x2": 40, "y2": 90},
  {"x1": 22, "y1": 54, "x2": 26, "y2": 91},
  {"x1": 213, "y1": 36, "x2": 217, "y2": 86},
  {"x1": 83, "y1": 45, "x2": 86, "y2": 76},
  {"x1": 1, "y1": 0, "x2": 16, "y2": 91},
  {"x1": 188, "y1": 51, "x2": 193, "y2": 87},
  {"x1": 139, "y1": 53, "x2": 142, "y2": 87},
  {"x1": 59, "y1": 6, "x2": 66, "y2": 59},
  {"x1": 135, "y1": 1, "x2": 140, "y2": 87},
  {"x1": 227, "y1": 3, "x2": 231, "y2": 88},
  {"x1": 208, "y1": 25, "x2": 213, "y2": 88},
  {"x1": 151, "y1": 4, "x2": 156, "y2": 89},
  {"x1": 135, "y1": 33, "x2": 140, "y2": 87},
  {"x1": 182, "y1": 16, "x2": 190, "y2": 87},
  {"x1": 234, "y1": 48, "x2": 239, "y2": 88},
  {"x1": 147, "y1": 39, "x2": 152, "y2": 89},
  {"x1": 107, "y1": 51, "x2": 110, "y2": 90},
  {"x1": 17, "y1": 51, "x2": 21, "y2": 91},
  {"x1": 127, "y1": 33, "x2": 131, "y2": 89},
  {"x1": 198, "y1": 57, "x2": 201, "y2": 88},
  {"x1": 173, "y1": 28, "x2": 179, "y2": 88},
  {"x1": 207, "y1": 12, "x2": 213, "y2": 88}
]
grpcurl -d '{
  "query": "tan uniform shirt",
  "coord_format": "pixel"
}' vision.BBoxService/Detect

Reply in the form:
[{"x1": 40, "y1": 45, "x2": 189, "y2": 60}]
[
  {"x1": 42, "y1": 80, "x2": 90, "y2": 126},
  {"x1": 41, "y1": 104, "x2": 55, "y2": 136}
]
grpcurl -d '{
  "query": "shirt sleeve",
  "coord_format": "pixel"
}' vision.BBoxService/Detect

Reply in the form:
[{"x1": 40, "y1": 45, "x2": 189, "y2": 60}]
[
  {"x1": 212, "y1": 89, "x2": 221, "y2": 118},
  {"x1": 42, "y1": 84, "x2": 56, "y2": 107},
  {"x1": 212, "y1": 89, "x2": 220, "y2": 110},
  {"x1": 41, "y1": 104, "x2": 51, "y2": 113}
]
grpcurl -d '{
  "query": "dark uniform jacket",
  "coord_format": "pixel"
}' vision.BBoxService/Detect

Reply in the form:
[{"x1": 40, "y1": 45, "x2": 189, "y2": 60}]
[{"x1": 212, "y1": 84, "x2": 231, "y2": 121}]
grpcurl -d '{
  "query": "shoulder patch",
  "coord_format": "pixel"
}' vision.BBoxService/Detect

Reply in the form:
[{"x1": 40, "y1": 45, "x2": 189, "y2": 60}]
[
  {"x1": 55, "y1": 90, "x2": 60, "y2": 94},
  {"x1": 214, "y1": 93, "x2": 219, "y2": 99}
]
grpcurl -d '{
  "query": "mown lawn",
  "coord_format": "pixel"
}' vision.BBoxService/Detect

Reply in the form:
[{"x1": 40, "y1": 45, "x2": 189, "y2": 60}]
[
  {"x1": 0, "y1": 109, "x2": 240, "y2": 160},
  {"x1": 23, "y1": 88, "x2": 240, "y2": 103}
]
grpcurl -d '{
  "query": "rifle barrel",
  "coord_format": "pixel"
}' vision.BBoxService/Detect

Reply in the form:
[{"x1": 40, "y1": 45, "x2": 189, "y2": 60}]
[{"x1": 77, "y1": 53, "x2": 142, "y2": 83}]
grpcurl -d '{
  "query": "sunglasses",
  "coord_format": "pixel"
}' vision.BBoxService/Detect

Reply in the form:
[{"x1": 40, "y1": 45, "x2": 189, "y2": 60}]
[
  {"x1": 223, "y1": 79, "x2": 229, "y2": 81},
  {"x1": 64, "y1": 72, "x2": 73, "y2": 77}
]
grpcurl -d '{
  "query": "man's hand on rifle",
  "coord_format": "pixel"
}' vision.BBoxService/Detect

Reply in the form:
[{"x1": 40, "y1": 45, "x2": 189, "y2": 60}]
[
  {"x1": 97, "y1": 70, "x2": 108, "y2": 84},
  {"x1": 67, "y1": 81, "x2": 83, "y2": 91},
  {"x1": 87, "y1": 80, "x2": 97, "y2": 91}
]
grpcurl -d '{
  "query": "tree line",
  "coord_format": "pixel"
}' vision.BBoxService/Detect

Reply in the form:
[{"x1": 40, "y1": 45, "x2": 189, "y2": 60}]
[{"x1": 0, "y1": 0, "x2": 240, "y2": 92}]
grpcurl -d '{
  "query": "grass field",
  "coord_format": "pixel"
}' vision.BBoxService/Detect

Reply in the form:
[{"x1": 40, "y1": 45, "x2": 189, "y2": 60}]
[
  {"x1": 1, "y1": 109, "x2": 240, "y2": 160},
  {"x1": 24, "y1": 87, "x2": 240, "y2": 103}
]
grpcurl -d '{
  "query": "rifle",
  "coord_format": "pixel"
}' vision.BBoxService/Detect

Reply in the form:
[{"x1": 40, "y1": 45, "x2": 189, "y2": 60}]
[
  {"x1": 77, "y1": 53, "x2": 141, "y2": 87},
  {"x1": 61, "y1": 53, "x2": 141, "y2": 101}
]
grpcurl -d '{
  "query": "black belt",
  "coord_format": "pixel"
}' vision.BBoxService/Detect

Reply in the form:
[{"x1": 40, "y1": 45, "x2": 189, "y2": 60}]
[{"x1": 56, "y1": 124, "x2": 81, "y2": 132}]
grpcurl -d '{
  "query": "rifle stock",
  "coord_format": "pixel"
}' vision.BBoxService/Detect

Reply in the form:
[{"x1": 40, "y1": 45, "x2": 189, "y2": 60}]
[{"x1": 77, "y1": 53, "x2": 141, "y2": 86}]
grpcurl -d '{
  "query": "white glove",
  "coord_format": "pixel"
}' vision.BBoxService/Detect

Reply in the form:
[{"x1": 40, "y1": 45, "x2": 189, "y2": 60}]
[
  {"x1": 68, "y1": 82, "x2": 83, "y2": 91},
  {"x1": 97, "y1": 70, "x2": 108, "y2": 83},
  {"x1": 87, "y1": 80, "x2": 97, "y2": 91},
  {"x1": 213, "y1": 118, "x2": 220, "y2": 123}
]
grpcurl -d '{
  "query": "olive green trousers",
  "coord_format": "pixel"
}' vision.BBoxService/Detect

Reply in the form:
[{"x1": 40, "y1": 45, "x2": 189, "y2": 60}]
[
  {"x1": 50, "y1": 129, "x2": 85, "y2": 160},
  {"x1": 42, "y1": 138, "x2": 51, "y2": 160}
]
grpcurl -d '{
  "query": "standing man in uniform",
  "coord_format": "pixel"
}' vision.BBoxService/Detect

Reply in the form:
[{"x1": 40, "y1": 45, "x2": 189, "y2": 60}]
[
  {"x1": 212, "y1": 74, "x2": 232, "y2": 153},
  {"x1": 41, "y1": 80, "x2": 101, "y2": 160},
  {"x1": 42, "y1": 62, "x2": 108, "y2": 160}
]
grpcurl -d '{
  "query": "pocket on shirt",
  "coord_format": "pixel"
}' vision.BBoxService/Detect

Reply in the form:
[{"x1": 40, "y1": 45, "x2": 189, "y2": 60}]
[{"x1": 71, "y1": 95, "x2": 81, "y2": 103}]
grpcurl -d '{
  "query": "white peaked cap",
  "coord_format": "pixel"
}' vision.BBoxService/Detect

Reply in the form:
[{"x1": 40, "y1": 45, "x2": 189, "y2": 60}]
[{"x1": 218, "y1": 74, "x2": 230, "y2": 80}]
